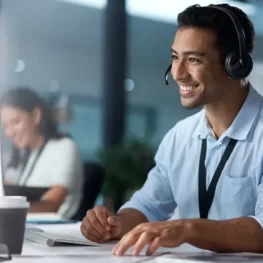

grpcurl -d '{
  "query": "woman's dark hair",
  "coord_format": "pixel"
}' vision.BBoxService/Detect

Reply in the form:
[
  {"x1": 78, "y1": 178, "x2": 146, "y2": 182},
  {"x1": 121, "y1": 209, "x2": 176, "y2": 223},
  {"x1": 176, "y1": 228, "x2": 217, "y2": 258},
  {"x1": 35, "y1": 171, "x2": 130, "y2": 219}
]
[
  {"x1": 177, "y1": 4, "x2": 255, "y2": 62},
  {"x1": 0, "y1": 86, "x2": 68, "y2": 169}
]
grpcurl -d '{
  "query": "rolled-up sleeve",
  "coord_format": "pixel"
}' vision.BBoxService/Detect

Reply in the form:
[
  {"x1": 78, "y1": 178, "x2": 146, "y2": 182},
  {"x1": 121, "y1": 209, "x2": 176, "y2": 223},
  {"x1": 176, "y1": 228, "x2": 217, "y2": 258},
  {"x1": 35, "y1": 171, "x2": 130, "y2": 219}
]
[
  {"x1": 250, "y1": 176, "x2": 263, "y2": 227},
  {"x1": 119, "y1": 131, "x2": 177, "y2": 222}
]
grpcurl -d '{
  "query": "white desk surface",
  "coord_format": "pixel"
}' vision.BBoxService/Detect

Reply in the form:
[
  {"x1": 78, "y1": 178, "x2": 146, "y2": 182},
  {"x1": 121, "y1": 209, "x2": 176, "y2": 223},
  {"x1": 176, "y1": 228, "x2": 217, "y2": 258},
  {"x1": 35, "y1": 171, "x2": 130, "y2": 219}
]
[
  {"x1": 8, "y1": 214, "x2": 263, "y2": 263},
  {"x1": 12, "y1": 242, "x2": 210, "y2": 263},
  {"x1": 9, "y1": 221, "x2": 212, "y2": 263}
]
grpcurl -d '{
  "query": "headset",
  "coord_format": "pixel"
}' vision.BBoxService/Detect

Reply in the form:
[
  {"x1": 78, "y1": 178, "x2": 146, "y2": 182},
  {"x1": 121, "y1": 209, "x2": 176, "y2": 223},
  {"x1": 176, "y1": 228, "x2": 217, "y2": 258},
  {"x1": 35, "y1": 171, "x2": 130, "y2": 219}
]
[{"x1": 164, "y1": 5, "x2": 253, "y2": 85}]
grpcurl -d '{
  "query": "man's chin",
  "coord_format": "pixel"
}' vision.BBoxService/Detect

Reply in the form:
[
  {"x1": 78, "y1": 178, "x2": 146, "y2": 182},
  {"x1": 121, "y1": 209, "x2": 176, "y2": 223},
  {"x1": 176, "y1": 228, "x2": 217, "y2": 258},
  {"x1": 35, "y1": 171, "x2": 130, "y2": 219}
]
[
  {"x1": 181, "y1": 102, "x2": 198, "y2": 110},
  {"x1": 181, "y1": 98, "x2": 202, "y2": 109}
]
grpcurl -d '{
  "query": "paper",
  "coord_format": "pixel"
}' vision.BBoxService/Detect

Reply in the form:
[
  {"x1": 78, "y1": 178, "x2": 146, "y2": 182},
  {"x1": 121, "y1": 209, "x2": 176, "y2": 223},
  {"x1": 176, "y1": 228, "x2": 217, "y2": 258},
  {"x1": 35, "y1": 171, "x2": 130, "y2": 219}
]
[
  {"x1": 27, "y1": 221, "x2": 82, "y2": 233},
  {"x1": 155, "y1": 252, "x2": 263, "y2": 263},
  {"x1": 11, "y1": 255, "x2": 150, "y2": 263}
]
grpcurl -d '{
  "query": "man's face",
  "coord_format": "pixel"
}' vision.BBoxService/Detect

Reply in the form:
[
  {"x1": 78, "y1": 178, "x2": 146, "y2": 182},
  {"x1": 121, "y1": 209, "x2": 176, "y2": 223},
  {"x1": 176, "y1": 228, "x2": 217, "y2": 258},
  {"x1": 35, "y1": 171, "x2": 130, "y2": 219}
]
[{"x1": 171, "y1": 27, "x2": 230, "y2": 109}]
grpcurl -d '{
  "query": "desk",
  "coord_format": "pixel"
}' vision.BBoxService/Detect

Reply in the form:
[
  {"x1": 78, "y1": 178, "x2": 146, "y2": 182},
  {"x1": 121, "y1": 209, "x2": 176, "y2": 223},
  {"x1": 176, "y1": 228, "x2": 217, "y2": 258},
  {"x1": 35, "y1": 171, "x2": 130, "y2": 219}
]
[
  {"x1": 9, "y1": 223, "x2": 212, "y2": 263},
  {"x1": 13, "y1": 241, "x2": 210, "y2": 263}
]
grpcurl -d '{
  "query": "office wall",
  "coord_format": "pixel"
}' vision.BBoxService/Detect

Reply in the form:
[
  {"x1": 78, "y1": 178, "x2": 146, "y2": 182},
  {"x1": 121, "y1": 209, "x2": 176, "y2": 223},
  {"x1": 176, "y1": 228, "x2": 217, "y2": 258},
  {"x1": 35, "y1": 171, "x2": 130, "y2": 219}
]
[
  {"x1": 1, "y1": 0, "x2": 263, "y2": 158},
  {"x1": 0, "y1": 2, "x2": 195, "y2": 157}
]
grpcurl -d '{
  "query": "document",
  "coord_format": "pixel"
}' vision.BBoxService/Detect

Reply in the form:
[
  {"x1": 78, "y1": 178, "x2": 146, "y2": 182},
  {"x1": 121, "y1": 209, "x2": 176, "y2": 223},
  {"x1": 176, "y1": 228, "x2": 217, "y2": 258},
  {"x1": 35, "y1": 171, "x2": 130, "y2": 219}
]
[{"x1": 155, "y1": 252, "x2": 263, "y2": 263}]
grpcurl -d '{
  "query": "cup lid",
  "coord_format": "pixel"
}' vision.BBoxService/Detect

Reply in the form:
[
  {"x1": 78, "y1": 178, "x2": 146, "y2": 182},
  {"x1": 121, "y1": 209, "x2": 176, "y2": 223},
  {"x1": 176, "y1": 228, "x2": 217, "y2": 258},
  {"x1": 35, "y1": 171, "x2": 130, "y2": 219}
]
[{"x1": 0, "y1": 196, "x2": 29, "y2": 208}]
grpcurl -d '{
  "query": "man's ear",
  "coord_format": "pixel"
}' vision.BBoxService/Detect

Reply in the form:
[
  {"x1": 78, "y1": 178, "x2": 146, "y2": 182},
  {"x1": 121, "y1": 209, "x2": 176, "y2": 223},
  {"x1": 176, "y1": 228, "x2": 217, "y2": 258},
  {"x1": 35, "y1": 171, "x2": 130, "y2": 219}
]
[{"x1": 32, "y1": 107, "x2": 42, "y2": 126}]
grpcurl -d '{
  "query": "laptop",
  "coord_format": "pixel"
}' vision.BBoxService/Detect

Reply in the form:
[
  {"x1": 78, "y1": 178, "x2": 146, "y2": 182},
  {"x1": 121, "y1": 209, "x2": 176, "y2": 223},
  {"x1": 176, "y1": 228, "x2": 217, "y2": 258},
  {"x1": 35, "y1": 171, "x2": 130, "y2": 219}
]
[{"x1": 4, "y1": 185, "x2": 48, "y2": 201}]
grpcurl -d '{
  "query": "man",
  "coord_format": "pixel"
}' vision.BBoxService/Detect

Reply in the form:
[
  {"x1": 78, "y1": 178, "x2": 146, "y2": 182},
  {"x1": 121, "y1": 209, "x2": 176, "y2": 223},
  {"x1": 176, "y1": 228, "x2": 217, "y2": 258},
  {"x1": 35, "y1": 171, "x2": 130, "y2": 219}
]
[{"x1": 81, "y1": 3, "x2": 263, "y2": 256}]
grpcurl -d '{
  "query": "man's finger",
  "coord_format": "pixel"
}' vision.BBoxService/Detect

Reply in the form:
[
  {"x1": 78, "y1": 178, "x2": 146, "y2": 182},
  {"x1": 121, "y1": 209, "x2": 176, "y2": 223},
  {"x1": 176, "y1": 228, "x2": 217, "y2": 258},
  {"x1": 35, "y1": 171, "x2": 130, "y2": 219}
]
[
  {"x1": 113, "y1": 233, "x2": 139, "y2": 256},
  {"x1": 112, "y1": 235, "x2": 125, "y2": 255},
  {"x1": 80, "y1": 223, "x2": 102, "y2": 243},
  {"x1": 133, "y1": 232, "x2": 156, "y2": 256},
  {"x1": 146, "y1": 237, "x2": 161, "y2": 256},
  {"x1": 108, "y1": 216, "x2": 121, "y2": 226},
  {"x1": 80, "y1": 223, "x2": 88, "y2": 237},
  {"x1": 88, "y1": 211, "x2": 111, "y2": 240},
  {"x1": 95, "y1": 207, "x2": 111, "y2": 231},
  {"x1": 83, "y1": 216, "x2": 106, "y2": 241}
]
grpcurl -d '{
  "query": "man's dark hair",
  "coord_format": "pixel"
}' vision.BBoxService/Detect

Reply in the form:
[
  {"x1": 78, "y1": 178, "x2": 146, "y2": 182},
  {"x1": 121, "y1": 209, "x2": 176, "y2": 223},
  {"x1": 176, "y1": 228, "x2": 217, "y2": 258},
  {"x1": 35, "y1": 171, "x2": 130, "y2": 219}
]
[{"x1": 177, "y1": 4, "x2": 255, "y2": 61}]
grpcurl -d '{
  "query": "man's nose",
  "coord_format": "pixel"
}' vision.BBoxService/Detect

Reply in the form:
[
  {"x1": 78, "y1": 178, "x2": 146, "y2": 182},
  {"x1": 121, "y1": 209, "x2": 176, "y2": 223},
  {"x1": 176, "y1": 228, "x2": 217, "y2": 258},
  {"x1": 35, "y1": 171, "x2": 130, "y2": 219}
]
[{"x1": 171, "y1": 61, "x2": 190, "y2": 81}]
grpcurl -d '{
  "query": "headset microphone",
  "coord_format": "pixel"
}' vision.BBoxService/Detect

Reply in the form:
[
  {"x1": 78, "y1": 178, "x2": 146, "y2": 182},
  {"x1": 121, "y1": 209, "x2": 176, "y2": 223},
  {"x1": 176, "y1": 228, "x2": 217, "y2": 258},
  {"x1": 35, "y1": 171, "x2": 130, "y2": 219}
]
[{"x1": 164, "y1": 64, "x2": 172, "y2": 85}]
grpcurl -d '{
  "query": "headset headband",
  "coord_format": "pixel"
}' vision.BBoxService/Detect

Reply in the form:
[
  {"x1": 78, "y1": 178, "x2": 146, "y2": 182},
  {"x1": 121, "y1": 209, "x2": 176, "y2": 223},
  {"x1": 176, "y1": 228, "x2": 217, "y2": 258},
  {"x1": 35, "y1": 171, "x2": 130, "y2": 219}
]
[{"x1": 209, "y1": 5, "x2": 247, "y2": 64}]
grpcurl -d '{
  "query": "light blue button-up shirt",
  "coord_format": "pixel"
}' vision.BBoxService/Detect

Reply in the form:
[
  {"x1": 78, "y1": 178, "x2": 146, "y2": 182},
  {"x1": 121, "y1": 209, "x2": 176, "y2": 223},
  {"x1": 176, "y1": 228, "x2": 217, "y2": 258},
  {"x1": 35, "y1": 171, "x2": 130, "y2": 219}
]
[{"x1": 120, "y1": 85, "x2": 263, "y2": 227}]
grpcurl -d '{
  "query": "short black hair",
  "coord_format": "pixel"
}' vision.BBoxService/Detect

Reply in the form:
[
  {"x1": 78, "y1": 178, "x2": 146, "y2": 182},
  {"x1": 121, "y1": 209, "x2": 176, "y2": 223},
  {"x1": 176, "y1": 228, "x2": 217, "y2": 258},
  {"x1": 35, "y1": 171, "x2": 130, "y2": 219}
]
[{"x1": 177, "y1": 4, "x2": 255, "y2": 60}]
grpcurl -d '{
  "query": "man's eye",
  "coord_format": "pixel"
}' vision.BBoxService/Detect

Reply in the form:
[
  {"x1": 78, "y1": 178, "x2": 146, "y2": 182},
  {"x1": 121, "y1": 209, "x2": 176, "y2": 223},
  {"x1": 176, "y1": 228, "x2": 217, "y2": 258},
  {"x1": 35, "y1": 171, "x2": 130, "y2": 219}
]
[
  {"x1": 171, "y1": 55, "x2": 178, "y2": 60},
  {"x1": 188, "y1": 57, "x2": 200, "y2": 63}
]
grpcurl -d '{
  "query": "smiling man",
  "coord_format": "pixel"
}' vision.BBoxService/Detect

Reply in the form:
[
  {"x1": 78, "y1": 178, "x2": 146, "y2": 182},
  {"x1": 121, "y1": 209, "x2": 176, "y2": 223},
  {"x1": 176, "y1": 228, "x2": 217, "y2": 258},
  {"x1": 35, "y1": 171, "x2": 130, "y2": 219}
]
[{"x1": 81, "y1": 3, "x2": 263, "y2": 255}]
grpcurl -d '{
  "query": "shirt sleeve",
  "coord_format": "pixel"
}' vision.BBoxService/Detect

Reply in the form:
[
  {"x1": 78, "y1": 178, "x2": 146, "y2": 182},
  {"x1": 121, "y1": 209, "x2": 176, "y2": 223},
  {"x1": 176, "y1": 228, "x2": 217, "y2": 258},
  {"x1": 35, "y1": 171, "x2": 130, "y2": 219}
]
[
  {"x1": 249, "y1": 175, "x2": 263, "y2": 227},
  {"x1": 119, "y1": 130, "x2": 177, "y2": 222}
]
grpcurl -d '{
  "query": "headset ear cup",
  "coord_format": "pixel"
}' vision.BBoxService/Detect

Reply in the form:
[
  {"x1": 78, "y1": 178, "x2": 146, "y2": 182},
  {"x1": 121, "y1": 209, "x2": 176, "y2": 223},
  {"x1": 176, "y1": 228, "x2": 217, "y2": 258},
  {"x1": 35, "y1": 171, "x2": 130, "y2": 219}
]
[{"x1": 225, "y1": 51, "x2": 253, "y2": 80}]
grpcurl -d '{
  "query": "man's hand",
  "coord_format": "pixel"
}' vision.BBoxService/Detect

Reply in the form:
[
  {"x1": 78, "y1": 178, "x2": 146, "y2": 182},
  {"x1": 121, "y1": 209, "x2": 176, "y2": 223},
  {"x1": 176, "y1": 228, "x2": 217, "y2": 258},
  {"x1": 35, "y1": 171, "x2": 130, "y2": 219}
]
[
  {"x1": 81, "y1": 206, "x2": 122, "y2": 243},
  {"x1": 112, "y1": 220, "x2": 192, "y2": 256}
]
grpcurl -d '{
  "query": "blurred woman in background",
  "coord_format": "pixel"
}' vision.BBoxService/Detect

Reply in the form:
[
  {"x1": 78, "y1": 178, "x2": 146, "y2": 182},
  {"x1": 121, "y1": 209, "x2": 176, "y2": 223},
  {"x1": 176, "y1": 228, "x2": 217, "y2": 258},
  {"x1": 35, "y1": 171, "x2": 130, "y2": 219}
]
[{"x1": 0, "y1": 87, "x2": 83, "y2": 219}]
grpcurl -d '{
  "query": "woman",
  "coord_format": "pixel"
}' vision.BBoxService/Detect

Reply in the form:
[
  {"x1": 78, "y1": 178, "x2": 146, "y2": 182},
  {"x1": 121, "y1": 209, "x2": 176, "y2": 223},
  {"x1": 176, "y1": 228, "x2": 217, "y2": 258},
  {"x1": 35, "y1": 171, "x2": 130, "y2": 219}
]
[{"x1": 0, "y1": 87, "x2": 84, "y2": 219}]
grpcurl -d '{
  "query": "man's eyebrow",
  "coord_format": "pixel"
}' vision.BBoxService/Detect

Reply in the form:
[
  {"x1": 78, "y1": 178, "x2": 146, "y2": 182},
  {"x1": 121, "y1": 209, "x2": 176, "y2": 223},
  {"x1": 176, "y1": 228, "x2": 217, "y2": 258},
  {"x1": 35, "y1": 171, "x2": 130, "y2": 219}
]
[{"x1": 171, "y1": 48, "x2": 206, "y2": 57}]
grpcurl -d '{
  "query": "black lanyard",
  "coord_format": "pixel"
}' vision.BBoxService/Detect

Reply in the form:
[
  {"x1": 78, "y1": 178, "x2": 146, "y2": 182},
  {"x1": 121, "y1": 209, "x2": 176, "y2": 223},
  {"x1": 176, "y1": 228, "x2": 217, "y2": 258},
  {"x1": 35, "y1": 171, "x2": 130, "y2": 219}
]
[
  {"x1": 198, "y1": 138, "x2": 237, "y2": 219},
  {"x1": 17, "y1": 140, "x2": 48, "y2": 185}
]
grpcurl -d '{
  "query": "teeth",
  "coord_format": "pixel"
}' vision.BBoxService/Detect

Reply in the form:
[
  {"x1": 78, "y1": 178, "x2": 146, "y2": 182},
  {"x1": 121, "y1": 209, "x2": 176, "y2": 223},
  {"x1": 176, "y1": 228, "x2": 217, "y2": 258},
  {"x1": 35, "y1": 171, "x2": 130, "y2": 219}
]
[{"x1": 180, "y1": 85, "x2": 197, "y2": 91}]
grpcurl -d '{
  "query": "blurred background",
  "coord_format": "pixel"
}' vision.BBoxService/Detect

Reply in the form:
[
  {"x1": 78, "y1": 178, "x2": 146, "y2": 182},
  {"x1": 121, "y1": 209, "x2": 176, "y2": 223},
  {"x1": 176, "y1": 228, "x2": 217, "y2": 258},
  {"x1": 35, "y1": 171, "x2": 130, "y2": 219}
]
[{"x1": 0, "y1": 0, "x2": 262, "y2": 216}]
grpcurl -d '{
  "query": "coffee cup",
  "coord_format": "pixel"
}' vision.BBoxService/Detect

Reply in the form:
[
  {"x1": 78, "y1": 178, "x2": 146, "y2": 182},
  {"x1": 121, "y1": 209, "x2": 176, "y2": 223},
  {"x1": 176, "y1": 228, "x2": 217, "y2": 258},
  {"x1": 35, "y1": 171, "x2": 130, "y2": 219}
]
[{"x1": 0, "y1": 196, "x2": 29, "y2": 254}]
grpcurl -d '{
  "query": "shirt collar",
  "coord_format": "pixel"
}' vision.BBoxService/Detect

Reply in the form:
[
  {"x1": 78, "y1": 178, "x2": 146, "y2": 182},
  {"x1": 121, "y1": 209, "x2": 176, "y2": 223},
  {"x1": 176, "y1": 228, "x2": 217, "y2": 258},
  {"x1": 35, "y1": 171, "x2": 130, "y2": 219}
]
[
  {"x1": 192, "y1": 83, "x2": 263, "y2": 141},
  {"x1": 192, "y1": 109, "x2": 211, "y2": 140}
]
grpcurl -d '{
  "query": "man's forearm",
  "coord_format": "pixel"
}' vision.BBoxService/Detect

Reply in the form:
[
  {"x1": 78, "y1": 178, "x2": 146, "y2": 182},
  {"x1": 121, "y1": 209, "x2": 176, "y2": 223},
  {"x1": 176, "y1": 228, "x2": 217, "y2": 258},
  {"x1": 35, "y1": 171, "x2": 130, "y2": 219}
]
[
  {"x1": 117, "y1": 208, "x2": 148, "y2": 238},
  {"x1": 186, "y1": 217, "x2": 263, "y2": 253}
]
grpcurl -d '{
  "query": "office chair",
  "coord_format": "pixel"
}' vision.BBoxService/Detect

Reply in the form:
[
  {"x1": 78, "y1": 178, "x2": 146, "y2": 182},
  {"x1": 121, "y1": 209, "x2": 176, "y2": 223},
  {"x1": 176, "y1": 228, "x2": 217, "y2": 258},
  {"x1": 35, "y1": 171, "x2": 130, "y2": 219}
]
[{"x1": 71, "y1": 162, "x2": 105, "y2": 221}]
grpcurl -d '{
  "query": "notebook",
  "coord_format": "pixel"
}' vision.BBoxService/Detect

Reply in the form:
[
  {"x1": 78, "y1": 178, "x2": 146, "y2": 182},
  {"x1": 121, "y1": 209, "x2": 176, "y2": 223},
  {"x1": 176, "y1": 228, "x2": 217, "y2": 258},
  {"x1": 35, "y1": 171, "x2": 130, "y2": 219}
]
[
  {"x1": 24, "y1": 228, "x2": 99, "y2": 247},
  {"x1": 25, "y1": 222, "x2": 100, "y2": 247}
]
